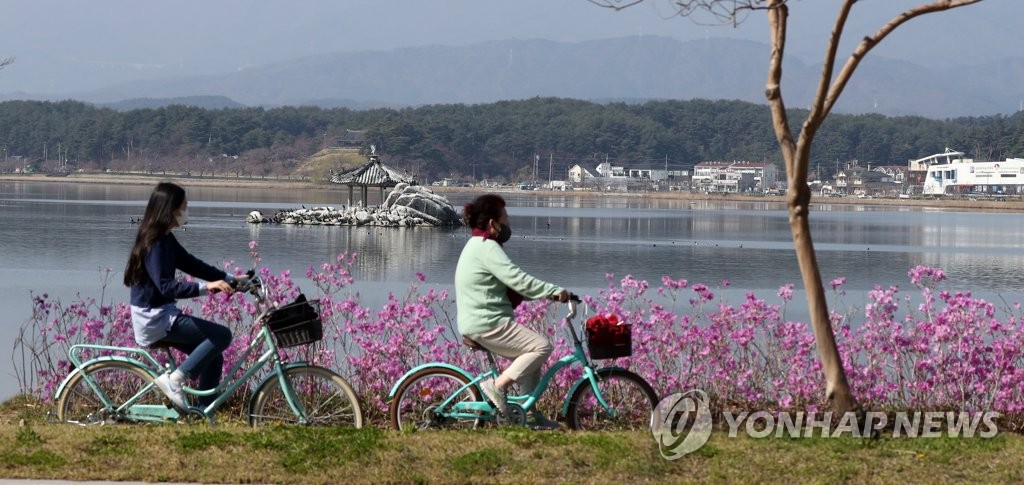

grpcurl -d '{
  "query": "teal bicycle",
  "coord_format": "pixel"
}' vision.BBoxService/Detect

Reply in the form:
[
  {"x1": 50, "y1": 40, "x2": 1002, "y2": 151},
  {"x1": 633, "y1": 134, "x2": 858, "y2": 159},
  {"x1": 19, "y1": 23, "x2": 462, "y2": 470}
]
[
  {"x1": 52, "y1": 271, "x2": 363, "y2": 427},
  {"x1": 388, "y1": 295, "x2": 658, "y2": 431}
]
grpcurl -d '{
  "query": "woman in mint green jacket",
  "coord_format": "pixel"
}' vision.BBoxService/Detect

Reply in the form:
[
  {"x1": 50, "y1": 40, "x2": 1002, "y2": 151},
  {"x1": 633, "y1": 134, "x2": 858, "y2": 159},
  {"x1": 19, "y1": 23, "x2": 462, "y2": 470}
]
[{"x1": 455, "y1": 194, "x2": 569, "y2": 429}]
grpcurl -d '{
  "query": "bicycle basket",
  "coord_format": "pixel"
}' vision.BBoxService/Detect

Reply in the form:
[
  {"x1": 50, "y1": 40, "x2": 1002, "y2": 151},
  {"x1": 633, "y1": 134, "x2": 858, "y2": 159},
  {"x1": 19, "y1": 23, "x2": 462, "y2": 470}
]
[
  {"x1": 265, "y1": 294, "x2": 323, "y2": 348},
  {"x1": 585, "y1": 313, "x2": 632, "y2": 360}
]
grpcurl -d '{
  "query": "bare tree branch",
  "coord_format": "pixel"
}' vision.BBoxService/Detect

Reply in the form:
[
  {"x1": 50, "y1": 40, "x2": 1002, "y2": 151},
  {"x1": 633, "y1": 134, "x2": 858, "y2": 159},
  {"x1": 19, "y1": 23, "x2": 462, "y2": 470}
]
[
  {"x1": 587, "y1": 0, "x2": 645, "y2": 11},
  {"x1": 765, "y1": 1, "x2": 794, "y2": 172},
  {"x1": 821, "y1": 0, "x2": 982, "y2": 119},
  {"x1": 0, "y1": 57, "x2": 13, "y2": 70},
  {"x1": 801, "y1": 0, "x2": 854, "y2": 148},
  {"x1": 590, "y1": 0, "x2": 772, "y2": 26}
]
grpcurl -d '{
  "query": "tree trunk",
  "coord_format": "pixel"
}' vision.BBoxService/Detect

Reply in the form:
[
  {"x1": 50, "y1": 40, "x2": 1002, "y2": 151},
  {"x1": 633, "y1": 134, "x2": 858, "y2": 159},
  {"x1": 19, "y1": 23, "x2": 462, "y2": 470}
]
[
  {"x1": 787, "y1": 184, "x2": 858, "y2": 413},
  {"x1": 766, "y1": 1, "x2": 859, "y2": 414},
  {"x1": 594, "y1": 0, "x2": 984, "y2": 416}
]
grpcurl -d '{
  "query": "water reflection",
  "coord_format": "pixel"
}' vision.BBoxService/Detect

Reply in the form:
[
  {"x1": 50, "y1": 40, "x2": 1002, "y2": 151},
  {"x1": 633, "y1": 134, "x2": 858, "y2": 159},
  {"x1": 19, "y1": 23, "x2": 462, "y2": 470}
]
[{"x1": 6, "y1": 182, "x2": 1024, "y2": 399}]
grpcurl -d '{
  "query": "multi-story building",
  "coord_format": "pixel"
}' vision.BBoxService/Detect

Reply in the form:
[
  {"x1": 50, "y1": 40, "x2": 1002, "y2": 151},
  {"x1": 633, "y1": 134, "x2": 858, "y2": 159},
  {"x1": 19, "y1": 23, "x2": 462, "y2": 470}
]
[
  {"x1": 691, "y1": 161, "x2": 778, "y2": 193},
  {"x1": 915, "y1": 148, "x2": 1024, "y2": 195},
  {"x1": 835, "y1": 163, "x2": 898, "y2": 196},
  {"x1": 568, "y1": 161, "x2": 689, "y2": 191}
]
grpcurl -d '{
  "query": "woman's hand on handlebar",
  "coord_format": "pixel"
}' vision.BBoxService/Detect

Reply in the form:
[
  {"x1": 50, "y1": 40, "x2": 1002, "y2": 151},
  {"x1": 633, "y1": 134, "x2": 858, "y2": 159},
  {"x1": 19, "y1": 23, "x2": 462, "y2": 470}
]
[
  {"x1": 549, "y1": 289, "x2": 571, "y2": 303},
  {"x1": 230, "y1": 269, "x2": 257, "y2": 292},
  {"x1": 206, "y1": 280, "x2": 235, "y2": 294}
]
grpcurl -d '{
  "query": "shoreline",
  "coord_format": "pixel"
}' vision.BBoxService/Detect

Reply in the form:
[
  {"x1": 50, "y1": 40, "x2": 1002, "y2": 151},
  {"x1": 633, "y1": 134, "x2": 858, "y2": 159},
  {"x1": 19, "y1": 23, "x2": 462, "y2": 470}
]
[
  {"x1": 0, "y1": 173, "x2": 316, "y2": 190},
  {"x1": 2, "y1": 172, "x2": 1023, "y2": 211}
]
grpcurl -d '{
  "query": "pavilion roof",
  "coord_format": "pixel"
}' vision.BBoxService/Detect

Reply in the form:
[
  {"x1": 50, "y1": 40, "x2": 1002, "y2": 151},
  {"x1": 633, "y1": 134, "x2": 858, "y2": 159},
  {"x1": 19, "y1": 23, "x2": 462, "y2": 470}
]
[{"x1": 329, "y1": 156, "x2": 415, "y2": 187}]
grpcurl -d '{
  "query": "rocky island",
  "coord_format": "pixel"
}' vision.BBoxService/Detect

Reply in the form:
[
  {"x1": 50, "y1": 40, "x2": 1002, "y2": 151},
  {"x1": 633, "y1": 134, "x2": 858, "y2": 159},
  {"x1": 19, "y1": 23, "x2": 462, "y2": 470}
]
[{"x1": 246, "y1": 182, "x2": 462, "y2": 227}]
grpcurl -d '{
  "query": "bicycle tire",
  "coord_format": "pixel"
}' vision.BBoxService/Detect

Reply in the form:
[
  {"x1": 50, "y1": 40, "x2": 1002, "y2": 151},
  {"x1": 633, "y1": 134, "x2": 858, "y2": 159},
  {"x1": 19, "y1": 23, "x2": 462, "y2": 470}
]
[
  {"x1": 389, "y1": 366, "x2": 482, "y2": 431},
  {"x1": 249, "y1": 365, "x2": 363, "y2": 428},
  {"x1": 55, "y1": 360, "x2": 164, "y2": 424},
  {"x1": 565, "y1": 368, "x2": 658, "y2": 431}
]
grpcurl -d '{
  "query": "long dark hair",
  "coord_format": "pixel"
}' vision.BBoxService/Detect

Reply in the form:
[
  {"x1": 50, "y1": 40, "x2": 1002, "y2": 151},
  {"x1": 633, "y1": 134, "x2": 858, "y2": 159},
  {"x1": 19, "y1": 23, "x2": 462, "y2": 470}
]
[
  {"x1": 462, "y1": 194, "x2": 506, "y2": 230},
  {"x1": 124, "y1": 182, "x2": 186, "y2": 286}
]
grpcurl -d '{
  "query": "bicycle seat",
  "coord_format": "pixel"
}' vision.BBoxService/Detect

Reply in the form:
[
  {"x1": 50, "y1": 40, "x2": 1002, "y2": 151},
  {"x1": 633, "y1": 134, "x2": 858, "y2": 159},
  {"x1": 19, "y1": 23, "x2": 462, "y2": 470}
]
[{"x1": 462, "y1": 336, "x2": 487, "y2": 352}]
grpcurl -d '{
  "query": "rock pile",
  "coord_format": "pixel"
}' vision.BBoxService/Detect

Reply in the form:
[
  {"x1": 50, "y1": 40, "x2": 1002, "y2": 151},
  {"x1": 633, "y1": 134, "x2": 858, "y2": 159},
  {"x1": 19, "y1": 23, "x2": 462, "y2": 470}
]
[{"x1": 246, "y1": 183, "x2": 462, "y2": 227}]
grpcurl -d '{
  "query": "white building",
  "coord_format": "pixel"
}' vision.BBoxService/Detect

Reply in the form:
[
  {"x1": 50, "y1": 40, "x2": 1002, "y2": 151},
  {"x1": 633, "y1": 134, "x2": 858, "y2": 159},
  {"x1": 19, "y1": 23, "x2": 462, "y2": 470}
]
[
  {"x1": 569, "y1": 161, "x2": 689, "y2": 191},
  {"x1": 918, "y1": 148, "x2": 1024, "y2": 195},
  {"x1": 568, "y1": 164, "x2": 596, "y2": 184},
  {"x1": 692, "y1": 161, "x2": 778, "y2": 193}
]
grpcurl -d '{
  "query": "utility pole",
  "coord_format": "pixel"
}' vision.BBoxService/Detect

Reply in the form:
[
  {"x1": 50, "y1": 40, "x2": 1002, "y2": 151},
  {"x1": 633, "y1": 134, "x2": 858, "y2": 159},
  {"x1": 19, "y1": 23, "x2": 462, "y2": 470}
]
[
  {"x1": 665, "y1": 154, "x2": 669, "y2": 191},
  {"x1": 533, "y1": 154, "x2": 539, "y2": 182},
  {"x1": 548, "y1": 153, "x2": 553, "y2": 186}
]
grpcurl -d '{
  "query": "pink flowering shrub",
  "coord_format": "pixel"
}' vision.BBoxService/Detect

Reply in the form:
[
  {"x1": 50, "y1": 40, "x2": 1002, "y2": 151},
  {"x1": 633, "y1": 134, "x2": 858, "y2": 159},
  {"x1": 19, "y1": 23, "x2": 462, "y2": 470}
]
[
  {"x1": 14, "y1": 269, "x2": 137, "y2": 400},
  {"x1": 14, "y1": 245, "x2": 1024, "y2": 428},
  {"x1": 843, "y1": 266, "x2": 1024, "y2": 419}
]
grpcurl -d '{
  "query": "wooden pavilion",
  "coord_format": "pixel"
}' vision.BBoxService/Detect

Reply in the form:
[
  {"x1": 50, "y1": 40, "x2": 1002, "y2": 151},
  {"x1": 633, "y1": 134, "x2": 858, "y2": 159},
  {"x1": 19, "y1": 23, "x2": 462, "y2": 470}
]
[{"x1": 329, "y1": 149, "x2": 416, "y2": 206}]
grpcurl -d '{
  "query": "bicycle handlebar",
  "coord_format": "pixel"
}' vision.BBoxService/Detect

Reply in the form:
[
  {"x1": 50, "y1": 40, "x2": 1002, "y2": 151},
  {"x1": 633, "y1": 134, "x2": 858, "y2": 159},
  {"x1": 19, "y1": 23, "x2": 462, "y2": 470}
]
[
  {"x1": 565, "y1": 292, "x2": 580, "y2": 320},
  {"x1": 232, "y1": 269, "x2": 268, "y2": 303}
]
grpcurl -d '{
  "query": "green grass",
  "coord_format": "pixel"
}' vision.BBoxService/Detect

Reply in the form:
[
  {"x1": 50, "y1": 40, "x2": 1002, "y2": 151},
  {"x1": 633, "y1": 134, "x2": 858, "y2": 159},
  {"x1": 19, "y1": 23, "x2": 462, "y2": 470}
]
[
  {"x1": 2, "y1": 396, "x2": 1023, "y2": 483},
  {"x1": 449, "y1": 447, "x2": 511, "y2": 476}
]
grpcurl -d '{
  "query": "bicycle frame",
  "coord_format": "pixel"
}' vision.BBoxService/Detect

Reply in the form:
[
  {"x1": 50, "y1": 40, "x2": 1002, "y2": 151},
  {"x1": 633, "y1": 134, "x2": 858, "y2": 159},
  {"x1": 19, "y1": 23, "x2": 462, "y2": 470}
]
[
  {"x1": 55, "y1": 274, "x2": 312, "y2": 423},
  {"x1": 389, "y1": 298, "x2": 622, "y2": 422}
]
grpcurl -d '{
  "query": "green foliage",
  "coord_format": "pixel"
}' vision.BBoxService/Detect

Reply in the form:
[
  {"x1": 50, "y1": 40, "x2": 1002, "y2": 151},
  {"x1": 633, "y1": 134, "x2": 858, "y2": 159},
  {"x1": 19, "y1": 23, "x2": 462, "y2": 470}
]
[
  {"x1": 85, "y1": 433, "x2": 136, "y2": 455},
  {"x1": 499, "y1": 427, "x2": 571, "y2": 448},
  {"x1": 177, "y1": 430, "x2": 242, "y2": 452},
  {"x1": 2, "y1": 425, "x2": 64, "y2": 470},
  {"x1": 1, "y1": 98, "x2": 1022, "y2": 181},
  {"x1": 0, "y1": 449, "x2": 65, "y2": 468},
  {"x1": 15, "y1": 427, "x2": 44, "y2": 446},
  {"x1": 449, "y1": 447, "x2": 511, "y2": 476},
  {"x1": 241, "y1": 426, "x2": 387, "y2": 473}
]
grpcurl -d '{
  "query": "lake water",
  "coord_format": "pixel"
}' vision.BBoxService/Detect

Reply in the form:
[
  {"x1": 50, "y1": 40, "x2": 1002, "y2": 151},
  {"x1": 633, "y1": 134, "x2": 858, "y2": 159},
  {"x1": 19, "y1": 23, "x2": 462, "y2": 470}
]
[{"x1": 4, "y1": 180, "x2": 1024, "y2": 400}]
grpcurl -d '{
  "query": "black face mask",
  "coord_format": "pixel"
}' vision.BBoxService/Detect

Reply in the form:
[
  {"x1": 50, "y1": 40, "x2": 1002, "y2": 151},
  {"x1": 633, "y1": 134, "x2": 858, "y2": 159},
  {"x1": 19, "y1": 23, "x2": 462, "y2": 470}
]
[{"x1": 495, "y1": 223, "x2": 512, "y2": 244}]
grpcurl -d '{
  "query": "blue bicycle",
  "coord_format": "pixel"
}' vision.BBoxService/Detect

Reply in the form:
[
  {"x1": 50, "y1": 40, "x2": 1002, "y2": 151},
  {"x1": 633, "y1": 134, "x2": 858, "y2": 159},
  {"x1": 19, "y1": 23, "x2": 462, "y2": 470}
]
[
  {"x1": 52, "y1": 271, "x2": 363, "y2": 427},
  {"x1": 388, "y1": 295, "x2": 658, "y2": 431}
]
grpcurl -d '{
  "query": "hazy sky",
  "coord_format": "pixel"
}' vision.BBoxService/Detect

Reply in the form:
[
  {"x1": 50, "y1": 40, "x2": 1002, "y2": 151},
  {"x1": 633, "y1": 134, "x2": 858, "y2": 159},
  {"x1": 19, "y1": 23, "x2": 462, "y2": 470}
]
[{"x1": 1, "y1": 0, "x2": 1020, "y2": 95}]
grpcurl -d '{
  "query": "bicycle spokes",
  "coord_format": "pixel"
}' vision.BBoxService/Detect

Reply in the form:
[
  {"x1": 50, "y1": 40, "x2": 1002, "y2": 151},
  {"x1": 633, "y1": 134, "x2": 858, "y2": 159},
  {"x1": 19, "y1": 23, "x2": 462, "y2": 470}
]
[
  {"x1": 566, "y1": 369, "x2": 658, "y2": 431},
  {"x1": 390, "y1": 368, "x2": 482, "y2": 431}
]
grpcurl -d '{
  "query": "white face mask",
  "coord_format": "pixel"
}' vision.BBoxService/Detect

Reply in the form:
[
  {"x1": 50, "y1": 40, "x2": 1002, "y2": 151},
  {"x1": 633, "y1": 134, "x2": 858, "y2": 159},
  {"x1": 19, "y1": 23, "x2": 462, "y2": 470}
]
[{"x1": 175, "y1": 208, "x2": 189, "y2": 227}]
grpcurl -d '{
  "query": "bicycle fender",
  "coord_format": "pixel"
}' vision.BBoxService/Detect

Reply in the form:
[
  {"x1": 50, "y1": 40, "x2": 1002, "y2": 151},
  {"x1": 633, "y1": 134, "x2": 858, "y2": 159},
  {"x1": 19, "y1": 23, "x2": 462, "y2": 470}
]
[
  {"x1": 560, "y1": 366, "x2": 629, "y2": 417},
  {"x1": 53, "y1": 356, "x2": 157, "y2": 400},
  {"x1": 388, "y1": 363, "x2": 475, "y2": 398}
]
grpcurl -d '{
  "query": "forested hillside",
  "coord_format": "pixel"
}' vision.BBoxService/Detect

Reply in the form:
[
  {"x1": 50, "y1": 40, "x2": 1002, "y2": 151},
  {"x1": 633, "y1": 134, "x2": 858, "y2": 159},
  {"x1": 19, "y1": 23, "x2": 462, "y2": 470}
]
[{"x1": 0, "y1": 98, "x2": 1021, "y2": 182}]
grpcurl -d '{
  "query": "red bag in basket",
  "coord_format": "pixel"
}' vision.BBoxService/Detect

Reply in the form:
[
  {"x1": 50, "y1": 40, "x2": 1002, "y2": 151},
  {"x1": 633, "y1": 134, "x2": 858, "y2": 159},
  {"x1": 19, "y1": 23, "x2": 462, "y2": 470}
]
[{"x1": 586, "y1": 313, "x2": 625, "y2": 345}]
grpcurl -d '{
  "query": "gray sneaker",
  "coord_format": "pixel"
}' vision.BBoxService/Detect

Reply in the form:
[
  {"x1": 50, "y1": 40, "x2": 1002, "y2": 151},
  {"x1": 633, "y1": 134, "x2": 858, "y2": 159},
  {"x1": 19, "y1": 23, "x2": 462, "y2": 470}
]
[
  {"x1": 480, "y1": 378, "x2": 508, "y2": 417},
  {"x1": 528, "y1": 413, "x2": 561, "y2": 430}
]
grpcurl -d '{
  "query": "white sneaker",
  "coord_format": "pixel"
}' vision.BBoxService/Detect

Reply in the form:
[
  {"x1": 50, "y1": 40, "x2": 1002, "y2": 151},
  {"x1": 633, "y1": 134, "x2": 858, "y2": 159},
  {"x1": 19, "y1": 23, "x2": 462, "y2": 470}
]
[
  {"x1": 480, "y1": 378, "x2": 508, "y2": 417},
  {"x1": 155, "y1": 373, "x2": 188, "y2": 410}
]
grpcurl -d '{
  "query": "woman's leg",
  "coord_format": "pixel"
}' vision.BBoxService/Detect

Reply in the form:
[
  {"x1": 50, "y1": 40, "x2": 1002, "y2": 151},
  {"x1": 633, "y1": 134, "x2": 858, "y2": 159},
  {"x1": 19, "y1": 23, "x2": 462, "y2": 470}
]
[
  {"x1": 469, "y1": 319, "x2": 553, "y2": 395},
  {"x1": 159, "y1": 315, "x2": 232, "y2": 405}
]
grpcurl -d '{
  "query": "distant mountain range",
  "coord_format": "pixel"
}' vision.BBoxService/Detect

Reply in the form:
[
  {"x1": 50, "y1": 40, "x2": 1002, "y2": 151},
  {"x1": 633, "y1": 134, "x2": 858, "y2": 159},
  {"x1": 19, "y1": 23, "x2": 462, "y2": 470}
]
[
  {"x1": 4, "y1": 36, "x2": 1022, "y2": 118},
  {"x1": 99, "y1": 96, "x2": 245, "y2": 111}
]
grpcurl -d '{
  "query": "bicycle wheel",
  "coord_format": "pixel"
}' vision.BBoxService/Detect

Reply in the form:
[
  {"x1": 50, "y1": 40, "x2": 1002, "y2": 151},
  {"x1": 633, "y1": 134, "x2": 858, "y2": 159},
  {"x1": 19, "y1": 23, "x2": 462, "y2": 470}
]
[
  {"x1": 389, "y1": 366, "x2": 482, "y2": 431},
  {"x1": 249, "y1": 365, "x2": 363, "y2": 428},
  {"x1": 565, "y1": 368, "x2": 658, "y2": 431},
  {"x1": 55, "y1": 360, "x2": 164, "y2": 424}
]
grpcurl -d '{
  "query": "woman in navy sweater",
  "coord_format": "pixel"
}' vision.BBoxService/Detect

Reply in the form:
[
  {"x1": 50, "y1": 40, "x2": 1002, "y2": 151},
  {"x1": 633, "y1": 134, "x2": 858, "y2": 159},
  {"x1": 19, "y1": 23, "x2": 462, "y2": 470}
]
[{"x1": 124, "y1": 182, "x2": 234, "y2": 409}]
